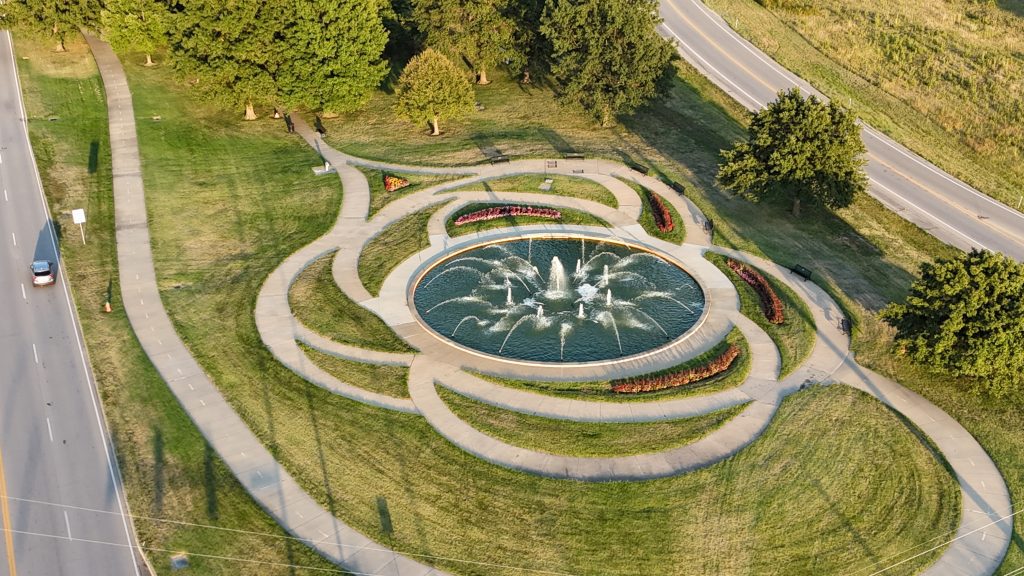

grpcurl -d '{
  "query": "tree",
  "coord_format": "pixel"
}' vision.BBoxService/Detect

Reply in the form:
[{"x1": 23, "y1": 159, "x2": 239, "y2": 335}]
[
  {"x1": 881, "y1": 249, "x2": 1024, "y2": 397},
  {"x1": 274, "y1": 0, "x2": 390, "y2": 114},
  {"x1": 167, "y1": 0, "x2": 278, "y2": 119},
  {"x1": 395, "y1": 48, "x2": 474, "y2": 135},
  {"x1": 8, "y1": 0, "x2": 103, "y2": 51},
  {"x1": 717, "y1": 88, "x2": 867, "y2": 216},
  {"x1": 101, "y1": 0, "x2": 168, "y2": 66},
  {"x1": 540, "y1": 0, "x2": 674, "y2": 127},
  {"x1": 412, "y1": 0, "x2": 519, "y2": 85}
]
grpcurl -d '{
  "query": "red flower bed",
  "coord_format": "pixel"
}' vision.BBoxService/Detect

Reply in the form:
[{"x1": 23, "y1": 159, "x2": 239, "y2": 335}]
[
  {"x1": 727, "y1": 259, "x2": 784, "y2": 324},
  {"x1": 384, "y1": 174, "x2": 410, "y2": 192},
  {"x1": 611, "y1": 344, "x2": 741, "y2": 393},
  {"x1": 454, "y1": 205, "x2": 562, "y2": 226},
  {"x1": 646, "y1": 191, "x2": 674, "y2": 233}
]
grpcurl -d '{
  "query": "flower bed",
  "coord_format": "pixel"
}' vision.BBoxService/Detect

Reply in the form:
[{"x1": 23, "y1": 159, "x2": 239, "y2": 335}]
[
  {"x1": 454, "y1": 205, "x2": 562, "y2": 226},
  {"x1": 384, "y1": 174, "x2": 410, "y2": 192},
  {"x1": 727, "y1": 259, "x2": 784, "y2": 324},
  {"x1": 611, "y1": 344, "x2": 741, "y2": 393},
  {"x1": 646, "y1": 191, "x2": 674, "y2": 233}
]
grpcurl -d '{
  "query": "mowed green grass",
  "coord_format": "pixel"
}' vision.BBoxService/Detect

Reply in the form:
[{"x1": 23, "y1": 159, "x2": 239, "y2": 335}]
[
  {"x1": 298, "y1": 343, "x2": 409, "y2": 399},
  {"x1": 113, "y1": 50, "x2": 964, "y2": 574},
  {"x1": 629, "y1": 181, "x2": 686, "y2": 244},
  {"x1": 358, "y1": 203, "x2": 447, "y2": 295},
  {"x1": 440, "y1": 388, "x2": 748, "y2": 457},
  {"x1": 446, "y1": 174, "x2": 619, "y2": 207},
  {"x1": 705, "y1": 252, "x2": 816, "y2": 378},
  {"x1": 289, "y1": 252, "x2": 414, "y2": 353},
  {"x1": 703, "y1": 0, "x2": 1024, "y2": 209},
  {"x1": 357, "y1": 166, "x2": 464, "y2": 216},
  {"x1": 445, "y1": 202, "x2": 609, "y2": 237},
  {"x1": 17, "y1": 34, "x2": 338, "y2": 575}
]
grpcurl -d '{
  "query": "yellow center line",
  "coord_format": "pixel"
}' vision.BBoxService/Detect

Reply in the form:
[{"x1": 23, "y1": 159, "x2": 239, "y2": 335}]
[{"x1": 0, "y1": 447, "x2": 17, "y2": 576}]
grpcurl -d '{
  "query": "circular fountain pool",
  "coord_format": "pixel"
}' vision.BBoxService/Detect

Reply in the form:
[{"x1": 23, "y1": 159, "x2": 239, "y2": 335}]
[{"x1": 413, "y1": 238, "x2": 705, "y2": 363}]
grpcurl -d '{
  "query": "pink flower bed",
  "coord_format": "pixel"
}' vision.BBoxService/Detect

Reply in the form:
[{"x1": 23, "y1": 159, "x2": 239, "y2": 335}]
[
  {"x1": 454, "y1": 205, "x2": 562, "y2": 226},
  {"x1": 727, "y1": 259, "x2": 784, "y2": 324},
  {"x1": 611, "y1": 344, "x2": 741, "y2": 393},
  {"x1": 646, "y1": 191, "x2": 674, "y2": 233}
]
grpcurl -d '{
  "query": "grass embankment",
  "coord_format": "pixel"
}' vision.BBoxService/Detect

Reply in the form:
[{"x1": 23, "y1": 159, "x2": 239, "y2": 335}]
[
  {"x1": 477, "y1": 328, "x2": 750, "y2": 402},
  {"x1": 298, "y1": 343, "x2": 409, "y2": 399},
  {"x1": 356, "y1": 166, "x2": 464, "y2": 216},
  {"x1": 703, "y1": 0, "x2": 1024, "y2": 209},
  {"x1": 627, "y1": 181, "x2": 686, "y2": 244},
  {"x1": 447, "y1": 174, "x2": 619, "y2": 208},
  {"x1": 440, "y1": 388, "x2": 747, "y2": 457},
  {"x1": 289, "y1": 252, "x2": 414, "y2": 353},
  {"x1": 705, "y1": 252, "x2": 816, "y2": 378},
  {"x1": 357, "y1": 204, "x2": 446, "y2": 296},
  {"x1": 121, "y1": 53, "x2": 961, "y2": 573},
  {"x1": 17, "y1": 34, "x2": 337, "y2": 575},
  {"x1": 445, "y1": 202, "x2": 609, "y2": 237}
]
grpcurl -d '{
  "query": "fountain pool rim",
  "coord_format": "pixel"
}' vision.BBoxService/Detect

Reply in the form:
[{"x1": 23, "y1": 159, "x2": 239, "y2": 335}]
[{"x1": 406, "y1": 234, "x2": 713, "y2": 369}]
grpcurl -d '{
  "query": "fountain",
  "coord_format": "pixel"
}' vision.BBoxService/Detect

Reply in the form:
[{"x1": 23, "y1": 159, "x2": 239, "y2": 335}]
[{"x1": 414, "y1": 237, "x2": 705, "y2": 363}]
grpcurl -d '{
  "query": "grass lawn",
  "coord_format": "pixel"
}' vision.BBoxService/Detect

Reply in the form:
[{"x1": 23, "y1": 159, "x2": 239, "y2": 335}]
[
  {"x1": 358, "y1": 203, "x2": 447, "y2": 296},
  {"x1": 289, "y1": 252, "x2": 414, "y2": 353},
  {"x1": 17, "y1": 34, "x2": 338, "y2": 575},
  {"x1": 445, "y1": 202, "x2": 609, "y2": 237},
  {"x1": 702, "y1": 0, "x2": 1024, "y2": 209},
  {"x1": 628, "y1": 181, "x2": 686, "y2": 244},
  {"x1": 705, "y1": 252, "x2": 816, "y2": 378},
  {"x1": 298, "y1": 343, "x2": 409, "y2": 399},
  {"x1": 446, "y1": 174, "x2": 619, "y2": 207},
  {"x1": 356, "y1": 166, "x2": 464, "y2": 217},
  {"x1": 476, "y1": 328, "x2": 751, "y2": 402},
  {"x1": 440, "y1": 388, "x2": 748, "y2": 457}
]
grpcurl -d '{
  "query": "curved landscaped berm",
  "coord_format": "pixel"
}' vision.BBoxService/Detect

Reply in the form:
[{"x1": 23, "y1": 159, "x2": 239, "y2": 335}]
[{"x1": 246, "y1": 118, "x2": 1015, "y2": 575}]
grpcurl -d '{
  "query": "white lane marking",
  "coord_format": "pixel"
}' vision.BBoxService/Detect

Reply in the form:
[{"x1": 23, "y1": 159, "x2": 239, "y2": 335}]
[
  {"x1": 21, "y1": 283, "x2": 26, "y2": 300},
  {"x1": 3, "y1": 189, "x2": 7, "y2": 201},
  {"x1": 33, "y1": 343, "x2": 38, "y2": 363},
  {"x1": 64, "y1": 510, "x2": 72, "y2": 540},
  {"x1": 198, "y1": 399, "x2": 205, "y2": 406},
  {"x1": 11, "y1": 232, "x2": 16, "y2": 246},
  {"x1": 46, "y1": 418, "x2": 54, "y2": 442},
  {"x1": 6, "y1": 30, "x2": 142, "y2": 575},
  {"x1": 869, "y1": 176, "x2": 989, "y2": 250},
  {"x1": 187, "y1": 382, "x2": 194, "y2": 391}
]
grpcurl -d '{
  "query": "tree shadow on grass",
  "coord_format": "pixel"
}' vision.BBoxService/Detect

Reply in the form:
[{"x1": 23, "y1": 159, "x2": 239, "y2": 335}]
[{"x1": 622, "y1": 74, "x2": 916, "y2": 310}]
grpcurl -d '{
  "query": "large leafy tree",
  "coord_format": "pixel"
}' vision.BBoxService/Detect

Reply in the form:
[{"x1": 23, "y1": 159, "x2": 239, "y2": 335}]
[
  {"x1": 168, "y1": 0, "x2": 278, "y2": 119},
  {"x1": 274, "y1": 0, "x2": 390, "y2": 114},
  {"x1": 395, "y1": 48, "x2": 474, "y2": 135},
  {"x1": 101, "y1": 0, "x2": 169, "y2": 66},
  {"x1": 540, "y1": 0, "x2": 674, "y2": 127},
  {"x1": 718, "y1": 88, "x2": 867, "y2": 216},
  {"x1": 881, "y1": 249, "x2": 1024, "y2": 397},
  {"x1": 412, "y1": 0, "x2": 519, "y2": 85},
  {"x1": 8, "y1": 0, "x2": 103, "y2": 51}
]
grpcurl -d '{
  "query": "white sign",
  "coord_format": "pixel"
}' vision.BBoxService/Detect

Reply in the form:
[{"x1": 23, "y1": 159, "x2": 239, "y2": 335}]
[{"x1": 72, "y1": 209, "x2": 86, "y2": 224}]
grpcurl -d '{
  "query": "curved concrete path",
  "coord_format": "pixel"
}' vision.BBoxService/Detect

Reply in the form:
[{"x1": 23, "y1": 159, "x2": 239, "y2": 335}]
[
  {"x1": 88, "y1": 33, "x2": 1013, "y2": 575},
  {"x1": 87, "y1": 36, "x2": 447, "y2": 576}
]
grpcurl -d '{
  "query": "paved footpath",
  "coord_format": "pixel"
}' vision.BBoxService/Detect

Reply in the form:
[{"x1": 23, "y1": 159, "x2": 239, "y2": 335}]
[{"x1": 86, "y1": 34, "x2": 1013, "y2": 575}]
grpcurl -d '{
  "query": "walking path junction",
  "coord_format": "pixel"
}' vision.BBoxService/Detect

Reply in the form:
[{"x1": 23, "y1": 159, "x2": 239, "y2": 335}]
[{"x1": 85, "y1": 37, "x2": 1012, "y2": 576}]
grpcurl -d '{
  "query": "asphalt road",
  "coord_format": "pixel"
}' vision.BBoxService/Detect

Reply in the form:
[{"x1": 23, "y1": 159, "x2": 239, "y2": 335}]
[
  {"x1": 0, "y1": 31, "x2": 142, "y2": 576},
  {"x1": 660, "y1": 0, "x2": 1024, "y2": 261}
]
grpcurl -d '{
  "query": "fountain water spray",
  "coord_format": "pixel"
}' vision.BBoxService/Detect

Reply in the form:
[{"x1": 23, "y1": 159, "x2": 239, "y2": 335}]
[
  {"x1": 578, "y1": 303, "x2": 585, "y2": 318},
  {"x1": 606, "y1": 289, "x2": 613, "y2": 306},
  {"x1": 603, "y1": 264, "x2": 609, "y2": 286},
  {"x1": 506, "y1": 285, "x2": 514, "y2": 306},
  {"x1": 575, "y1": 259, "x2": 581, "y2": 274},
  {"x1": 536, "y1": 304, "x2": 544, "y2": 318}
]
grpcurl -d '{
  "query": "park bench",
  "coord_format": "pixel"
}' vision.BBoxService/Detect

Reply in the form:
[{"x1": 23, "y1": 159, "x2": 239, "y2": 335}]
[
  {"x1": 839, "y1": 318, "x2": 851, "y2": 335},
  {"x1": 627, "y1": 162, "x2": 649, "y2": 175},
  {"x1": 489, "y1": 155, "x2": 510, "y2": 164},
  {"x1": 789, "y1": 264, "x2": 812, "y2": 281},
  {"x1": 563, "y1": 152, "x2": 585, "y2": 160},
  {"x1": 703, "y1": 218, "x2": 714, "y2": 233}
]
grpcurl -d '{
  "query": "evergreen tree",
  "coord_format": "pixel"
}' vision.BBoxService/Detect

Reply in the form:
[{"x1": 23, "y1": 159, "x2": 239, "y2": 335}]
[
  {"x1": 881, "y1": 249, "x2": 1024, "y2": 397},
  {"x1": 395, "y1": 48, "x2": 474, "y2": 135},
  {"x1": 274, "y1": 0, "x2": 390, "y2": 114},
  {"x1": 101, "y1": 0, "x2": 169, "y2": 66},
  {"x1": 540, "y1": 0, "x2": 674, "y2": 127},
  {"x1": 8, "y1": 0, "x2": 103, "y2": 51},
  {"x1": 168, "y1": 0, "x2": 278, "y2": 119},
  {"x1": 717, "y1": 88, "x2": 867, "y2": 216},
  {"x1": 412, "y1": 0, "x2": 519, "y2": 85}
]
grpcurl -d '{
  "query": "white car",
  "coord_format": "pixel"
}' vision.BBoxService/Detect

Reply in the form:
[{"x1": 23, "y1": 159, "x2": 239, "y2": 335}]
[{"x1": 31, "y1": 260, "x2": 56, "y2": 286}]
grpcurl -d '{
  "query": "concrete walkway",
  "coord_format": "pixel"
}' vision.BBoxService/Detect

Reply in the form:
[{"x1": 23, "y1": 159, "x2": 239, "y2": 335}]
[
  {"x1": 87, "y1": 35, "x2": 446, "y2": 576},
  {"x1": 89, "y1": 36, "x2": 1013, "y2": 575}
]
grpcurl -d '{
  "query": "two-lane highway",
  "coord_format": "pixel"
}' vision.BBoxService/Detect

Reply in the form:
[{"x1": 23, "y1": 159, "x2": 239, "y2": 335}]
[
  {"x1": 0, "y1": 31, "x2": 142, "y2": 575},
  {"x1": 659, "y1": 0, "x2": 1024, "y2": 261}
]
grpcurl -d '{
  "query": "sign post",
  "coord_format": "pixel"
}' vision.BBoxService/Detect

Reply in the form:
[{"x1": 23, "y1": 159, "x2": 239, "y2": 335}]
[{"x1": 72, "y1": 208, "x2": 86, "y2": 244}]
